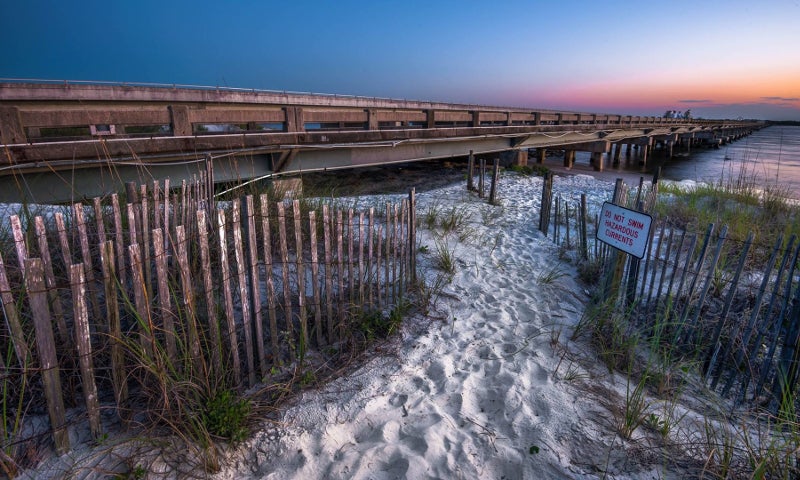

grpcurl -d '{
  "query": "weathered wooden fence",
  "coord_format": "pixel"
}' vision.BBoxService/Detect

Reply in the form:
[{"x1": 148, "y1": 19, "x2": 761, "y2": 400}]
[
  {"x1": 0, "y1": 178, "x2": 415, "y2": 455},
  {"x1": 542, "y1": 176, "x2": 800, "y2": 411}
]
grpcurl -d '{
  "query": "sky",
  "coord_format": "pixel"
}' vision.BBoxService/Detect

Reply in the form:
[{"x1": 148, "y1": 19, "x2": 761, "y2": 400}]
[{"x1": 1, "y1": 0, "x2": 799, "y2": 120}]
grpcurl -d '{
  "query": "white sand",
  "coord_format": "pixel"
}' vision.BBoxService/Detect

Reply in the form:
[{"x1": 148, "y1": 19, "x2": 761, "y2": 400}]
[
  {"x1": 19, "y1": 172, "x2": 732, "y2": 479},
  {"x1": 214, "y1": 173, "x2": 684, "y2": 479}
]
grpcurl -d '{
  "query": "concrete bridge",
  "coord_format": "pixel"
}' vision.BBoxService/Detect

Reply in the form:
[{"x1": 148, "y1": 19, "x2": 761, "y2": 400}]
[{"x1": 0, "y1": 80, "x2": 763, "y2": 203}]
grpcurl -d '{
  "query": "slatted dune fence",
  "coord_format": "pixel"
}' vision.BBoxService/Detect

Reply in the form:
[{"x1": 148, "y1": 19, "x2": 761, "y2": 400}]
[
  {"x1": 543, "y1": 177, "x2": 800, "y2": 411},
  {"x1": 0, "y1": 179, "x2": 415, "y2": 455},
  {"x1": 622, "y1": 220, "x2": 800, "y2": 408}
]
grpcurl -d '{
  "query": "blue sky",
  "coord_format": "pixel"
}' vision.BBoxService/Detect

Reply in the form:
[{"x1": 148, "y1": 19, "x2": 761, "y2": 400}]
[{"x1": 2, "y1": 0, "x2": 799, "y2": 119}]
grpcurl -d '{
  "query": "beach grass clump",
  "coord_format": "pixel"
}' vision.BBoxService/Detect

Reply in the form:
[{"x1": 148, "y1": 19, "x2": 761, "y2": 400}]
[
  {"x1": 439, "y1": 205, "x2": 470, "y2": 235},
  {"x1": 576, "y1": 257, "x2": 604, "y2": 285},
  {"x1": 535, "y1": 263, "x2": 566, "y2": 285},
  {"x1": 509, "y1": 164, "x2": 549, "y2": 177},
  {"x1": 572, "y1": 298, "x2": 639, "y2": 372},
  {"x1": 618, "y1": 373, "x2": 650, "y2": 440},
  {"x1": 656, "y1": 177, "x2": 800, "y2": 259},
  {"x1": 353, "y1": 303, "x2": 405, "y2": 343},
  {"x1": 201, "y1": 389, "x2": 251, "y2": 443},
  {"x1": 433, "y1": 237, "x2": 457, "y2": 276}
]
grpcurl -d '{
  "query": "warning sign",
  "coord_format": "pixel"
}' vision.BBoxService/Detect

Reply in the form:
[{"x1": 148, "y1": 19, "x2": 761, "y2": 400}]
[{"x1": 597, "y1": 202, "x2": 652, "y2": 259}]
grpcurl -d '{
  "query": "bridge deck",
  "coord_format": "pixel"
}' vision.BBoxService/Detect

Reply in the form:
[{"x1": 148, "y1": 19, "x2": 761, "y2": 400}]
[{"x1": 0, "y1": 81, "x2": 762, "y2": 202}]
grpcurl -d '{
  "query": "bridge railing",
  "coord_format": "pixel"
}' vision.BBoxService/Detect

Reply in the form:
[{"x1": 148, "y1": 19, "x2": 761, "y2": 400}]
[{"x1": 0, "y1": 81, "x2": 763, "y2": 165}]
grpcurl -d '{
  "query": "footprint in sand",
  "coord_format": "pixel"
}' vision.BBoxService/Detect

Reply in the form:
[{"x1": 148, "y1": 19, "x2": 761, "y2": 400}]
[
  {"x1": 533, "y1": 363, "x2": 549, "y2": 383},
  {"x1": 483, "y1": 359, "x2": 502, "y2": 377},
  {"x1": 411, "y1": 375, "x2": 432, "y2": 394},
  {"x1": 388, "y1": 393, "x2": 408, "y2": 408},
  {"x1": 532, "y1": 393, "x2": 551, "y2": 418}
]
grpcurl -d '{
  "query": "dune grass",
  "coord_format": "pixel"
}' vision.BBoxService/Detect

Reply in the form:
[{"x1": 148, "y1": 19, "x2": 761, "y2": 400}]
[
  {"x1": 655, "y1": 175, "x2": 800, "y2": 253},
  {"x1": 568, "y1": 165, "x2": 800, "y2": 478}
]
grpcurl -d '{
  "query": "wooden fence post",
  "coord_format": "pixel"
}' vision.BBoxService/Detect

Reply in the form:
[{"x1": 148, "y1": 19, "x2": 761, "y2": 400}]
[
  {"x1": 128, "y1": 243, "x2": 155, "y2": 359},
  {"x1": 771, "y1": 278, "x2": 800, "y2": 411},
  {"x1": 322, "y1": 204, "x2": 335, "y2": 341},
  {"x1": 259, "y1": 195, "x2": 280, "y2": 364},
  {"x1": 99, "y1": 241, "x2": 128, "y2": 418},
  {"x1": 488, "y1": 158, "x2": 500, "y2": 204},
  {"x1": 175, "y1": 225, "x2": 205, "y2": 377},
  {"x1": 408, "y1": 189, "x2": 416, "y2": 285},
  {"x1": 245, "y1": 196, "x2": 267, "y2": 378},
  {"x1": 216, "y1": 209, "x2": 241, "y2": 385},
  {"x1": 293, "y1": 200, "x2": 309, "y2": 355},
  {"x1": 376, "y1": 224, "x2": 383, "y2": 310},
  {"x1": 736, "y1": 235, "x2": 797, "y2": 396},
  {"x1": 73, "y1": 203, "x2": 101, "y2": 319},
  {"x1": 580, "y1": 194, "x2": 588, "y2": 260},
  {"x1": 358, "y1": 211, "x2": 365, "y2": 304},
  {"x1": 140, "y1": 186, "x2": 152, "y2": 302},
  {"x1": 152, "y1": 228, "x2": 178, "y2": 364},
  {"x1": 111, "y1": 194, "x2": 126, "y2": 284},
  {"x1": 753, "y1": 240, "x2": 800, "y2": 399},
  {"x1": 392, "y1": 204, "x2": 399, "y2": 303},
  {"x1": 232, "y1": 200, "x2": 256, "y2": 385},
  {"x1": 34, "y1": 216, "x2": 69, "y2": 345},
  {"x1": 538, "y1": 172, "x2": 552, "y2": 235},
  {"x1": 309, "y1": 211, "x2": 323, "y2": 347},
  {"x1": 277, "y1": 202, "x2": 294, "y2": 344},
  {"x1": 384, "y1": 204, "x2": 391, "y2": 306},
  {"x1": 0, "y1": 251, "x2": 29, "y2": 369},
  {"x1": 69, "y1": 263, "x2": 102, "y2": 439},
  {"x1": 704, "y1": 231, "x2": 754, "y2": 381},
  {"x1": 347, "y1": 208, "x2": 355, "y2": 305},
  {"x1": 367, "y1": 208, "x2": 375, "y2": 306},
  {"x1": 672, "y1": 224, "x2": 715, "y2": 344},
  {"x1": 10, "y1": 215, "x2": 28, "y2": 279},
  {"x1": 336, "y1": 209, "x2": 346, "y2": 331},
  {"x1": 25, "y1": 258, "x2": 69, "y2": 454},
  {"x1": 467, "y1": 150, "x2": 475, "y2": 191}
]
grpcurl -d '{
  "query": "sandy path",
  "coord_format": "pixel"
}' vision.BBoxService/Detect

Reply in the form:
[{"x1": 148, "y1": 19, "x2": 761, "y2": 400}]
[{"x1": 217, "y1": 174, "x2": 676, "y2": 479}]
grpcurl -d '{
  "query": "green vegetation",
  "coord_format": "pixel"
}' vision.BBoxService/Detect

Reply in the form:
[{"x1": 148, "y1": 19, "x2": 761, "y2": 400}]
[
  {"x1": 509, "y1": 164, "x2": 550, "y2": 177},
  {"x1": 655, "y1": 175, "x2": 800, "y2": 256},
  {"x1": 566, "y1": 168, "x2": 800, "y2": 478},
  {"x1": 0, "y1": 175, "x2": 419, "y2": 477},
  {"x1": 201, "y1": 389, "x2": 252, "y2": 443}
]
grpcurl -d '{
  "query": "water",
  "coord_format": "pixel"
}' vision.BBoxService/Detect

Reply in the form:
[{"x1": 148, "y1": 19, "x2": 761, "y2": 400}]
[
  {"x1": 658, "y1": 126, "x2": 800, "y2": 198},
  {"x1": 563, "y1": 126, "x2": 800, "y2": 199}
]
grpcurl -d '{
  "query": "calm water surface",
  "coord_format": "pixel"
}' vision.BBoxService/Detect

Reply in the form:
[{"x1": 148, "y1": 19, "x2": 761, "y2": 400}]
[
  {"x1": 568, "y1": 126, "x2": 800, "y2": 198},
  {"x1": 659, "y1": 126, "x2": 800, "y2": 197}
]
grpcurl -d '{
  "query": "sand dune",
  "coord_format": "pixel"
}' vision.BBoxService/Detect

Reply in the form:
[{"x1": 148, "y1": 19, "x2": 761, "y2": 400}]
[{"x1": 216, "y1": 174, "x2": 687, "y2": 479}]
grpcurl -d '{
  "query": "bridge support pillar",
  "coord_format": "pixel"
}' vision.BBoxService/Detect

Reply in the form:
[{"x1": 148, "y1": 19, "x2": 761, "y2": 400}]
[
  {"x1": 625, "y1": 144, "x2": 632, "y2": 156},
  {"x1": 284, "y1": 107, "x2": 304, "y2": 132},
  {"x1": 612, "y1": 143, "x2": 622, "y2": 165},
  {"x1": 471, "y1": 111, "x2": 481, "y2": 127},
  {"x1": 591, "y1": 152, "x2": 604, "y2": 171},
  {"x1": 168, "y1": 105, "x2": 192, "y2": 136},
  {"x1": 367, "y1": 109, "x2": 378, "y2": 130},
  {"x1": 667, "y1": 141, "x2": 674, "y2": 158},
  {"x1": 536, "y1": 148, "x2": 547, "y2": 165},
  {"x1": 564, "y1": 150, "x2": 575, "y2": 169},
  {"x1": 514, "y1": 149, "x2": 528, "y2": 167},
  {"x1": 0, "y1": 106, "x2": 27, "y2": 144},
  {"x1": 640, "y1": 144, "x2": 649, "y2": 166}
]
